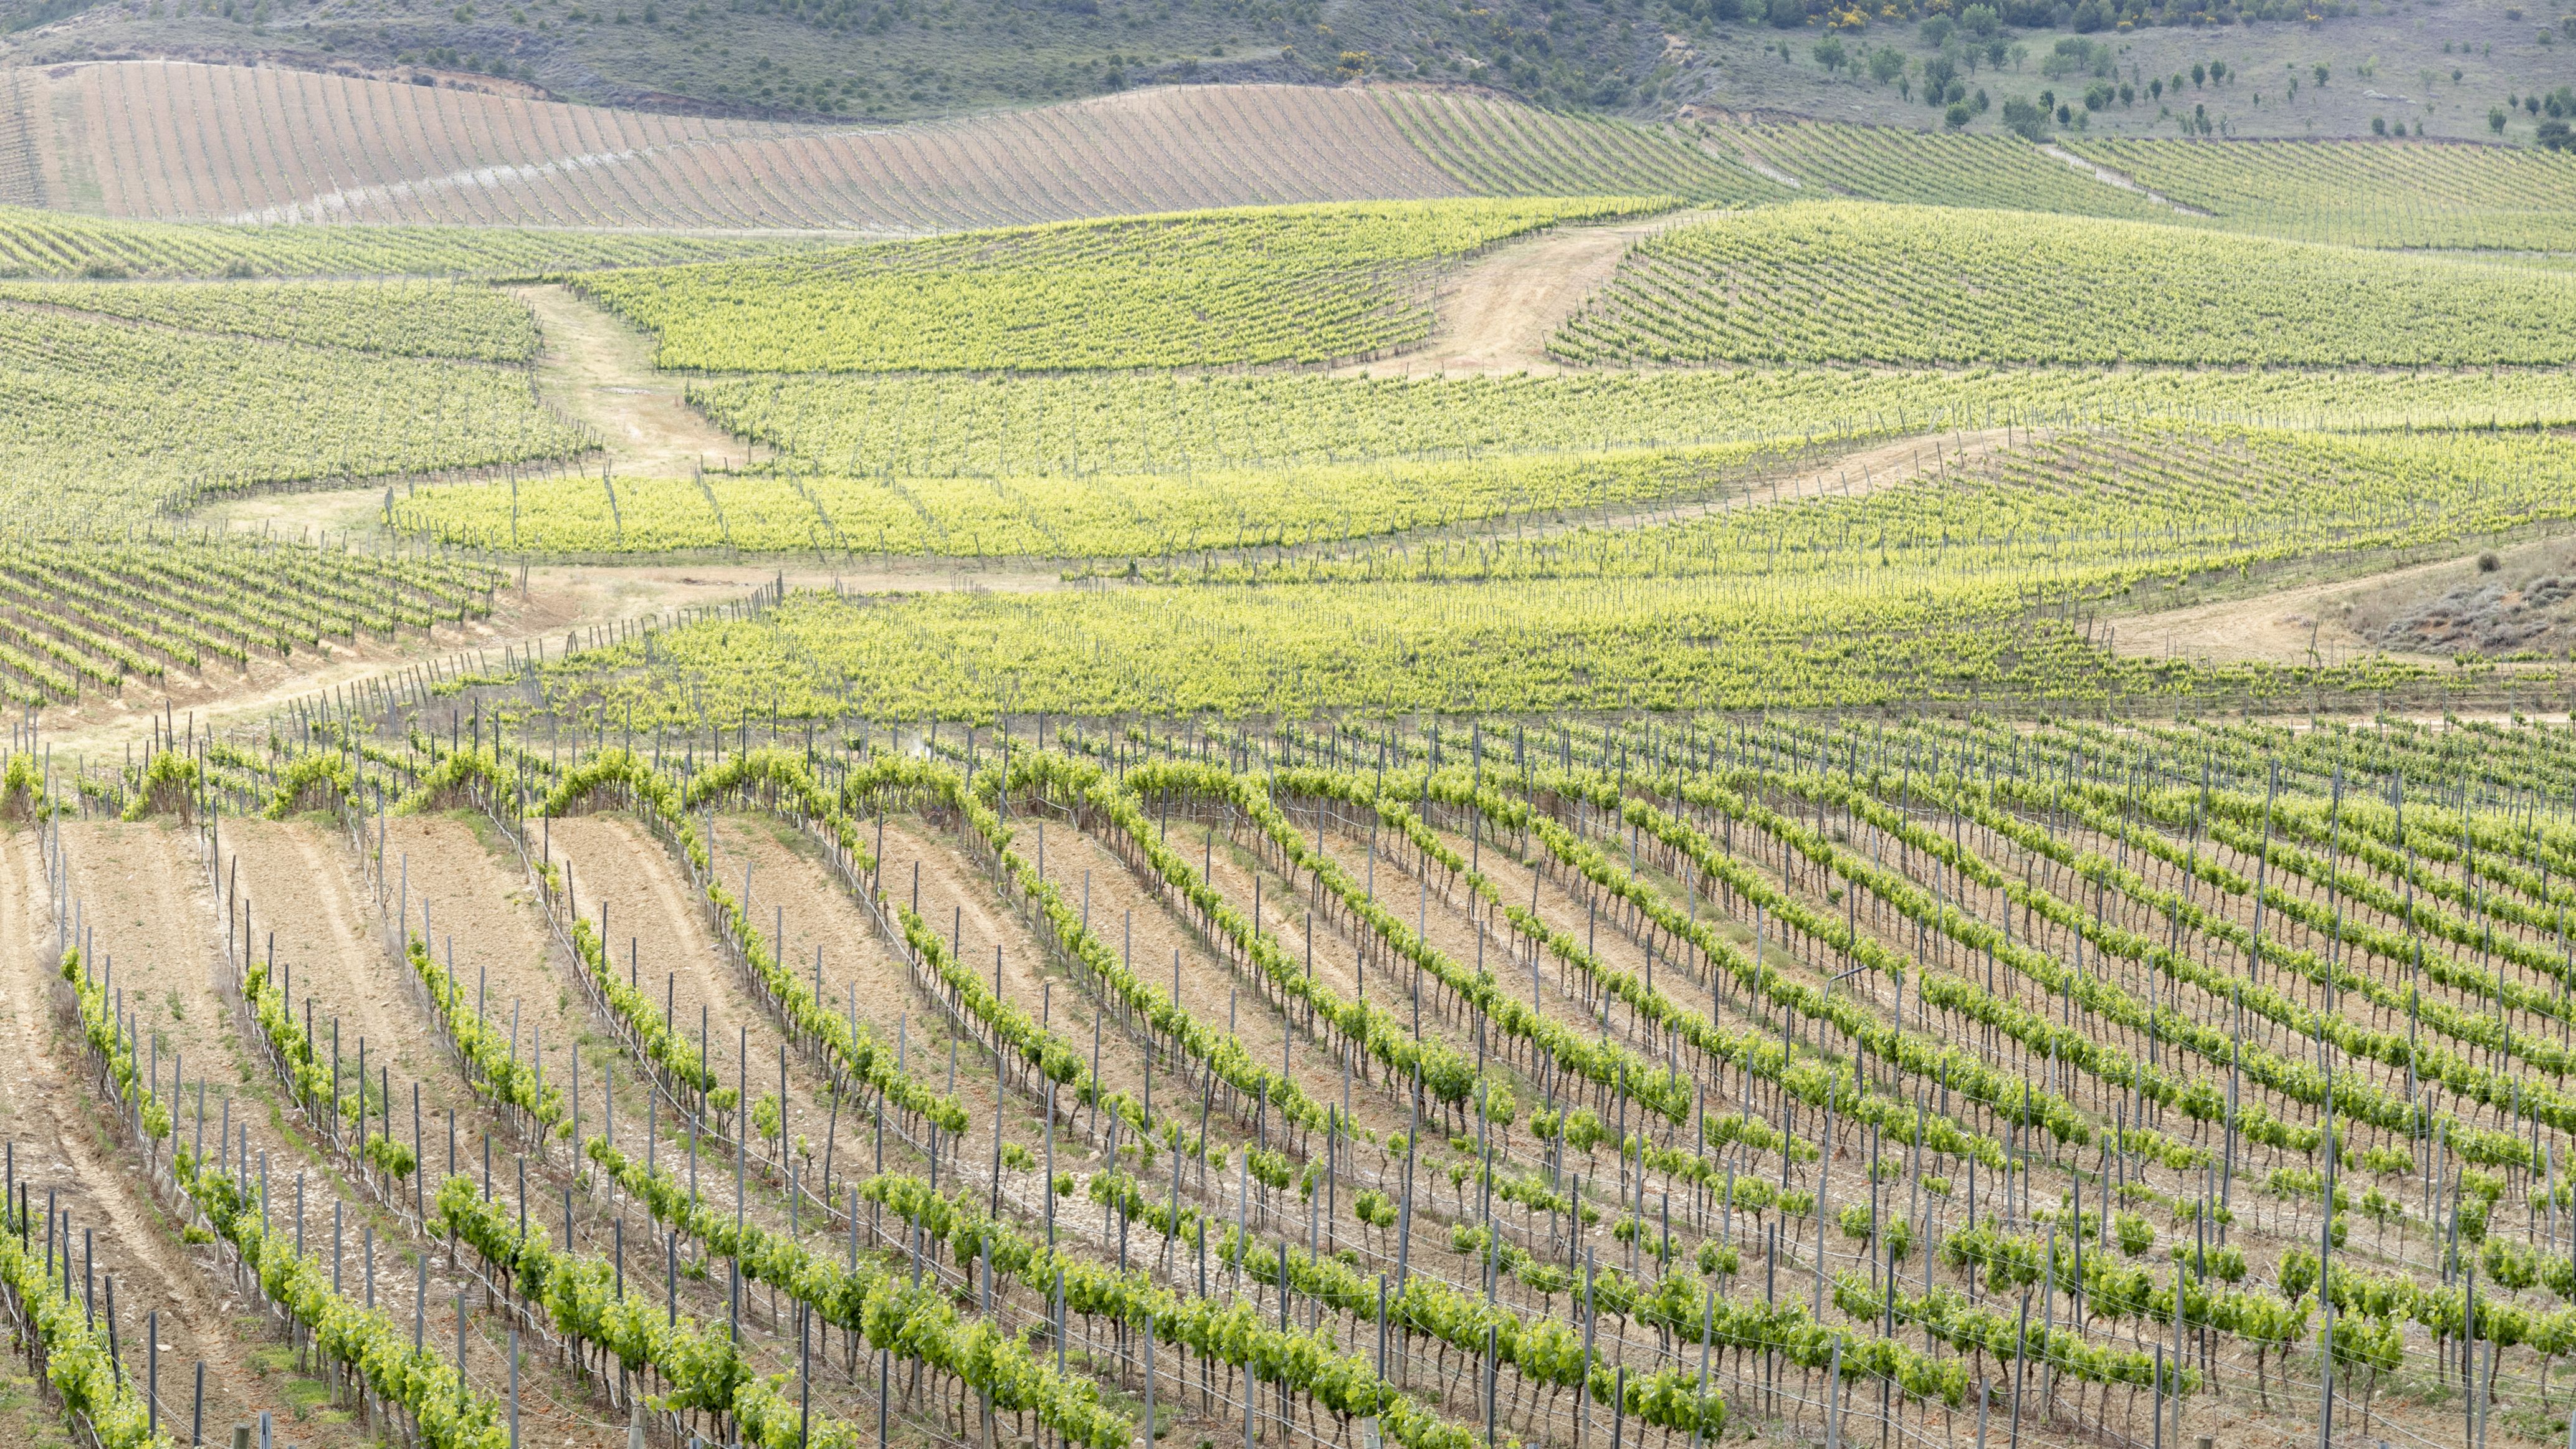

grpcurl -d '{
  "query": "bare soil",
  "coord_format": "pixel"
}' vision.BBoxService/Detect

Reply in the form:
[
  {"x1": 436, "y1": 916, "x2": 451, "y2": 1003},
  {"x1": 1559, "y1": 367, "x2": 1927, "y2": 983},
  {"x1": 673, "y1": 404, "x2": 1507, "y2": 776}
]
[
  {"x1": 56, "y1": 820, "x2": 633, "y2": 1433},
  {"x1": 1355, "y1": 212, "x2": 1713, "y2": 376},
  {"x1": 2110, "y1": 534, "x2": 2576, "y2": 668},
  {"x1": 0, "y1": 823, "x2": 336, "y2": 1446},
  {"x1": 514, "y1": 285, "x2": 757, "y2": 478}
]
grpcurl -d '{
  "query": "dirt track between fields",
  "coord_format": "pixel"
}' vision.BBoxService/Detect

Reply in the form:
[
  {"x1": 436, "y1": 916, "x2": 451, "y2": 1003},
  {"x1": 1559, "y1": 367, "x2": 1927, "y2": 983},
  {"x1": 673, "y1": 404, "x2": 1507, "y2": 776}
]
[
  {"x1": 2106, "y1": 537, "x2": 2576, "y2": 668},
  {"x1": 515, "y1": 284, "x2": 754, "y2": 477},
  {"x1": 1354, "y1": 211, "x2": 1717, "y2": 376}
]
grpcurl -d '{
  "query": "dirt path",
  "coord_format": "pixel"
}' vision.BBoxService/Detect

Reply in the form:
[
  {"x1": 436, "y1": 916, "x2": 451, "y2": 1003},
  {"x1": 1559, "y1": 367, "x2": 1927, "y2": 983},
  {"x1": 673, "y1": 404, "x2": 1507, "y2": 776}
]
[
  {"x1": 515, "y1": 285, "x2": 753, "y2": 477},
  {"x1": 33, "y1": 558, "x2": 1070, "y2": 761},
  {"x1": 2109, "y1": 551, "x2": 2463, "y2": 667},
  {"x1": 1355, "y1": 212, "x2": 1714, "y2": 376},
  {"x1": 1566, "y1": 425, "x2": 2025, "y2": 540},
  {"x1": 2111, "y1": 533, "x2": 2576, "y2": 669}
]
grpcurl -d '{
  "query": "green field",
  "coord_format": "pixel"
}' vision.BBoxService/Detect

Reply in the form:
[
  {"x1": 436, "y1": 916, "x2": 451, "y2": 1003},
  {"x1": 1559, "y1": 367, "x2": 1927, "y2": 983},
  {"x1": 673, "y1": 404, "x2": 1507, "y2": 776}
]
[
  {"x1": 1704, "y1": 120, "x2": 2175, "y2": 219},
  {"x1": 0, "y1": 294, "x2": 591, "y2": 523},
  {"x1": 0, "y1": 277, "x2": 544, "y2": 360},
  {"x1": 575, "y1": 199, "x2": 1654, "y2": 373},
  {"x1": 1551, "y1": 201, "x2": 2576, "y2": 366},
  {"x1": 2073, "y1": 136, "x2": 2576, "y2": 250}
]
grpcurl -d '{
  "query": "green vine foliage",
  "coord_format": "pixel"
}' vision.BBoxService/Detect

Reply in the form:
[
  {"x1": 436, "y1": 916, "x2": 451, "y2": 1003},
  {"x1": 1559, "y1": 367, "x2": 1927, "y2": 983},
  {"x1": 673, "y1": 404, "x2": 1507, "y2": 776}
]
[
  {"x1": 399, "y1": 932, "x2": 571, "y2": 1136},
  {"x1": 120, "y1": 748, "x2": 199, "y2": 821},
  {"x1": 540, "y1": 748, "x2": 967, "y2": 1134},
  {"x1": 573, "y1": 1139, "x2": 1128, "y2": 1449},
  {"x1": 64, "y1": 945, "x2": 510, "y2": 1448},
  {"x1": 861, "y1": 1172, "x2": 1525, "y2": 1449},
  {"x1": 1011, "y1": 753, "x2": 1482, "y2": 1122},
  {"x1": 260, "y1": 750, "x2": 360, "y2": 819}
]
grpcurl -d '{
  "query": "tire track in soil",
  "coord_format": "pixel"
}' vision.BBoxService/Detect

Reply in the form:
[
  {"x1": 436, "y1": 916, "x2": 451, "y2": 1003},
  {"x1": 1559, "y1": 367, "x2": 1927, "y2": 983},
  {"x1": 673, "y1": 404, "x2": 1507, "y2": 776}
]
[
  {"x1": 4, "y1": 824, "x2": 327, "y2": 1447},
  {"x1": 223, "y1": 819, "x2": 460, "y2": 1124},
  {"x1": 379, "y1": 812, "x2": 591, "y2": 1137}
]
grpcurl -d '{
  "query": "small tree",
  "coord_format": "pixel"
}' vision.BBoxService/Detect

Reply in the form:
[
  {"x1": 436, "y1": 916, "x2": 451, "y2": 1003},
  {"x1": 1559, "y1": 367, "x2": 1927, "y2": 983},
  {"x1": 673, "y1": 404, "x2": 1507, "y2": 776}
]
[
  {"x1": 1869, "y1": 45, "x2": 1906, "y2": 84},
  {"x1": 1812, "y1": 34, "x2": 1847, "y2": 73},
  {"x1": 2493, "y1": 105, "x2": 2510, "y2": 133}
]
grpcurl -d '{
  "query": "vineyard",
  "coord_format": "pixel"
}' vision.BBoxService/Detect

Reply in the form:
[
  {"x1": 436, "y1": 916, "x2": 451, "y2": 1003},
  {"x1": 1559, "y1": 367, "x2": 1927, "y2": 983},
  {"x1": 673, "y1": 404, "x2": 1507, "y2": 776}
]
[
  {"x1": 17, "y1": 684, "x2": 2576, "y2": 1449},
  {"x1": 0, "y1": 529, "x2": 503, "y2": 706},
  {"x1": 1549, "y1": 202, "x2": 2576, "y2": 368},
  {"x1": 9, "y1": 63, "x2": 1798, "y2": 234},
  {"x1": 2065, "y1": 138, "x2": 2576, "y2": 252},
  {"x1": 17, "y1": 61, "x2": 2576, "y2": 1449},
  {"x1": 0, "y1": 205, "x2": 806, "y2": 280},
  {"x1": 674, "y1": 366, "x2": 2576, "y2": 479},
  {"x1": 0, "y1": 278, "x2": 542, "y2": 361},
  {"x1": 1698, "y1": 122, "x2": 2173, "y2": 221},
  {"x1": 1378, "y1": 92, "x2": 1783, "y2": 208},
  {"x1": 0, "y1": 307, "x2": 589, "y2": 523},
  {"x1": 575, "y1": 199, "x2": 1655, "y2": 375},
  {"x1": 486, "y1": 416, "x2": 2576, "y2": 719},
  {"x1": 388, "y1": 441, "x2": 1814, "y2": 560}
]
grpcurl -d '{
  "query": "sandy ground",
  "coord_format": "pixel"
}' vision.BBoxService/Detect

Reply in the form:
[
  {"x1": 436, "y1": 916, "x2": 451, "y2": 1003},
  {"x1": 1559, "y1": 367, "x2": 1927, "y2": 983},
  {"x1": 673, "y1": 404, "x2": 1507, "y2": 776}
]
[
  {"x1": 1351, "y1": 211, "x2": 1717, "y2": 376},
  {"x1": 702, "y1": 812, "x2": 1003, "y2": 1174},
  {"x1": 537, "y1": 810, "x2": 871, "y2": 1227},
  {"x1": 514, "y1": 284, "x2": 756, "y2": 479},
  {"x1": 2109, "y1": 533, "x2": 2576, "y2": 667}
]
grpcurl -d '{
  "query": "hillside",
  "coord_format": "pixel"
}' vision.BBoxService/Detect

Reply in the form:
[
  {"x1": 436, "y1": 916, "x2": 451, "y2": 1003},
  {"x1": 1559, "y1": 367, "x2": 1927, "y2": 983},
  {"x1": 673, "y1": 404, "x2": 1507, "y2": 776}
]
[
  {"x1": 0, "y1": 62, "x2": 1773, "y2": 228},
  {"x1": 4, "y1": 0, "x2": 2568, "y2": 139}
]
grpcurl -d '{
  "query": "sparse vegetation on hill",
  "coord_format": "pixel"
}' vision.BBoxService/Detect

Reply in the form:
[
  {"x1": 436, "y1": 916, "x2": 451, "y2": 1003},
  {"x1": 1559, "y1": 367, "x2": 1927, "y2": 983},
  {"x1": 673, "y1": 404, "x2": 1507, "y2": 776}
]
[{"x1": 9, "y1": 0, "x2": 2555, "y2": 137}]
